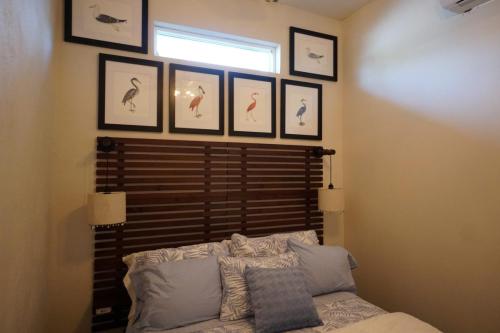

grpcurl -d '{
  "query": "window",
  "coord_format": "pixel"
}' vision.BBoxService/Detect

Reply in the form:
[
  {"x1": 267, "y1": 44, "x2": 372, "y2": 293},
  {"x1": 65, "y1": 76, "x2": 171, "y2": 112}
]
[{"x1": 155, "y1": 23, "x2": 280, "y2": 74}]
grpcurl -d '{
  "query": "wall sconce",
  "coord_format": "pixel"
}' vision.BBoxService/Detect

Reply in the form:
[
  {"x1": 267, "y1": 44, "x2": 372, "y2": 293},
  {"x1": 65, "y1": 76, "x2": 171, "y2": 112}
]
[
  {"x1": 88, "y1": 137, "x2": 126, "y2": 230},
  {"x1": 313, "y1": 147, "x2": 344, "y2": 213}
]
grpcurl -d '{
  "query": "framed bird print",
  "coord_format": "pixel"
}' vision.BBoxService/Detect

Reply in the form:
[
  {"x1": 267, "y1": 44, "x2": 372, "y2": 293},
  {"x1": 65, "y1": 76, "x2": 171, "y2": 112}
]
[
  {"x1": 169, "y1": 64, "x2": 224, "y2": 135},
  {"x1": 281, "y1": 79, "x2": 322, "y2": 141},
  {"x1": 228, "y1": 72, "x2": 276, "y2": 138},
  {"x1": 98, "y1": 53, "x2": 163, "y2": 132},
  {"x1": 64, "y1": 0, "x2": 148, "y2": 54},
  {"x1": 290, "y1": 26, "x2": 338, "y2": 82}
]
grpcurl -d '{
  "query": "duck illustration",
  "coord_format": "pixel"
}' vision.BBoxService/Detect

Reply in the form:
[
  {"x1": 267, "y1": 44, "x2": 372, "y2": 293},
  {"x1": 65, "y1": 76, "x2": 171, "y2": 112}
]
[
  {"x1": 306, "y1": 47, "x2": 324, "y2": 64},
  {"x1": 89, "y1": 4, "x2": 127, "y2": 32}
]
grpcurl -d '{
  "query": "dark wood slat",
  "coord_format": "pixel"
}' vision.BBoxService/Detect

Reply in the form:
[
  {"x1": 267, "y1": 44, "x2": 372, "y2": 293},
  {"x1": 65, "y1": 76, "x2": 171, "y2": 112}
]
[
  {"x1": 98, "y1": 169, "x2": 322, "y2": 177},
  {"x1": 97, "y1": 176, "x2": 323, "y2": 185},
  {"x1": 97, "y1": 161, "x2": 226, "y2": 169},
  {"x1": 95, "y1": 219, "x2": 324, "y2": 242},
  {"x1": 114, "y1": 145, "x2": 227, "y2": 155},
  {"x1": 226, "y1": 141, "x2": 319, "y2": 150},
  {"x1": 97, "y1": 216, "x2": 324, "y2": 234},
  {"x1": 97, "y1": 182, "x2": 322, "y2": 192},
  {"x1": 101, "y1": 137, "x2": 228, "y2": 147},
  {"x1": 97, "y1": 152, "x2": 228, "y2": 162}
]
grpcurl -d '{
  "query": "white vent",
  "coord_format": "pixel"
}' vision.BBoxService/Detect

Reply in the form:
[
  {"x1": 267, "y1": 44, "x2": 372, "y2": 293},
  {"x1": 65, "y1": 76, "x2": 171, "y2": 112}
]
[{"x1": 440, "y1": 0, "x2": 494, "y2": 13}]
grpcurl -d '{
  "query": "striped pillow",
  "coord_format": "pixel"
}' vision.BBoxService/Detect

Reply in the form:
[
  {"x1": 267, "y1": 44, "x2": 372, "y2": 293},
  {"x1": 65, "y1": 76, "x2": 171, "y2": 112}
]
[
  {"x1": 218, "y1": 253, "x2": 299, "y2": 321},
  {"x1": 229, "y1": 231, "x2": 319, "y2": 257}
]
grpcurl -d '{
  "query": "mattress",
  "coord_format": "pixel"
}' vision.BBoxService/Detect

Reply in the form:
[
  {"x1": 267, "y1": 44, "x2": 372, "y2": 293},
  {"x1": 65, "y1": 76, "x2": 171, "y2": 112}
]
[{"x1": 130, "y1": 292, "x2": 386, "y2": 333}]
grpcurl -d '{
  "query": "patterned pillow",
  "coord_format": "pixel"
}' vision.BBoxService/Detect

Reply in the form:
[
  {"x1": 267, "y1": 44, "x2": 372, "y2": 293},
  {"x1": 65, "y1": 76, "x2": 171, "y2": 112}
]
[
  {"x1": 123, "y1": 240, "x2": 231, "y2": 268},
  {"x1": 229, "y1": 231, "x2": 319, "y2": 257},
  {"x1": 218, "y1": 253, "x2": 299, "y2": 321},
  {"x1": 123, "y1": 241, "x2": 230, "y2": 322},
  {"x1": 245, "y1": 267, "x2": 323, "y2": 333}
]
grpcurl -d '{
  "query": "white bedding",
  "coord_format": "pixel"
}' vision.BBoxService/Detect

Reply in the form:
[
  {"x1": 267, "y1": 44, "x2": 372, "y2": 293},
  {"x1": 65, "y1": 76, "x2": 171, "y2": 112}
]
[{"x1": 331, "y1": 312, "x2": 441, "y2": 333}]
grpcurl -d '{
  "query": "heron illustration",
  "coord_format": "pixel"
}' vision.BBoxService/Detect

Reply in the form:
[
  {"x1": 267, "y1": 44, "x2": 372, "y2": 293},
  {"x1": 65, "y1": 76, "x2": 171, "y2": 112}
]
[
  {"x1": 122, "y1": 78, "x2": 141, "y2": 112},
  {"x1": 189, "y1": 86, "x2": 206, "y2": 118},
  {"x1": 246, "y1": 93, "x2": 258, "y2": 122},
  {"x1": 89, "y1": 4, "x2": 127, "y2": 32},
  {"x1": 306, "y1": 47, "x2": 324, "y2": 64},
  {"x1": 296, "y1": 98, "x2": 307, "y2": 126}
]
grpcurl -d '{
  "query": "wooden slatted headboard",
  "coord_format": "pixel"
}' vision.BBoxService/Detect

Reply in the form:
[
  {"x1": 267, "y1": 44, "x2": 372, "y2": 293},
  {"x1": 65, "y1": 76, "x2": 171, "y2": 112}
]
[{"x1": 92, "y1": 137, "x2": 323, "y2": 331}]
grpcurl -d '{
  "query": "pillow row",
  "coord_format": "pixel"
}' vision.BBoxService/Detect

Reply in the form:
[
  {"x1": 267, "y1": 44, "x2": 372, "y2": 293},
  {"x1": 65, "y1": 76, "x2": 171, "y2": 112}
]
[{"x1": 125, "y1": 230, "x2": 357, "y2": 332}]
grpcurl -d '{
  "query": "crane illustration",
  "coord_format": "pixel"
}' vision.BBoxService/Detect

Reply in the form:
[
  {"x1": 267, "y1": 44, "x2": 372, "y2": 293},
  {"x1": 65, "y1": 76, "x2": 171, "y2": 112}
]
[
  {"x1": 306, "y1": 47, "x2": 324, "y2": 64},
  {"x1": 296, "y1": 98, "x2": 307, "y2": 126},
  {"x1": 246, "y1": 93, "x2": 258, "y2": 122},
  {"x1": 122, "y1": 78, "x2": 141, "y2": 112},
  {"x1": 89, "y1": 4, "x2": 127, "y2": 31},
  {"x1": 189, "y1": 86, "x2": 206, "y2": 118}
]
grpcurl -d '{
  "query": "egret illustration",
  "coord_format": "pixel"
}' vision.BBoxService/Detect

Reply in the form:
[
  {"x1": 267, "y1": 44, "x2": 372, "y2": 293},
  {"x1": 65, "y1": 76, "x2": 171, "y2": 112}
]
[
  {"x1": 89, "y1": 4, "x2": 127, "y2": 31},
  {"x1": 306, "y1": 47, "x2": 324, "y2": 64},
  {"x1": 296, "y1": 98, "x2": 307, "y2": 126},
  {"x1": 246, "y1": 92, "x2": 258, "y2": 122},
  {"x1": 122, "y1": 78, "x2": 141, "y2": 112},
  {"x1": 189, "y1": 86, "x2": 206, "y2": 118}
]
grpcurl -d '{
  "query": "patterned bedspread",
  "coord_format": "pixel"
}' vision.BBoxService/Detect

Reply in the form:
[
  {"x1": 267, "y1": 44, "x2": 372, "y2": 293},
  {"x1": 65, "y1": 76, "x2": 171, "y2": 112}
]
[{"x1": 147, "y1": 292, "x2": 386, "y2": 333}]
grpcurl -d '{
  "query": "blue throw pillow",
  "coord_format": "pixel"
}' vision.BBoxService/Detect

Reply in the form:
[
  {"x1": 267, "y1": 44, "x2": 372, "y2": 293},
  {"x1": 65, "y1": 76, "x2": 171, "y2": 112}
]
[
  {"x1": 245, "y1": 267, "x2": 323, "y2": 333},
  {"x1": 287, "y1": 239, "x2": 357, "y2": 296},
  {"x1": 130, "y1": 256, "x2": 222, "y2": 331}
]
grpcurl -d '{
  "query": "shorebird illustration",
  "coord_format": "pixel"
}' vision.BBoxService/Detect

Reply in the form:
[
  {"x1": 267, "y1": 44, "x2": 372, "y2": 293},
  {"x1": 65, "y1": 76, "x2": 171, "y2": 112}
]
[
  {"x1": 306, "y1": 47, "x2": 324, "y2": 64},
  {"x1": 296, "y1": 98, "x2": 307, "y2": 126},
  {"x1": 189, "y1": 86, "x2": 206, "y2": 118},
  {"x1": 122, "y1": 78, "x2": 141, "y2": 112},
  {"x1": 246, "y1": 93, "x2": 258, "y2": 122},
  {"x1": 89, "y1": 4, "x2": 127, "y2": 32}
]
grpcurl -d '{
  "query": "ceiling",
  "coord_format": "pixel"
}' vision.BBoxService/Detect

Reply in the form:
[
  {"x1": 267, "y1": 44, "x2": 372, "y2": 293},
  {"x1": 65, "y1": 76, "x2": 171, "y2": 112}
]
[{"x1": 276, "y1": 0, "x2": 372, "y2": 20}]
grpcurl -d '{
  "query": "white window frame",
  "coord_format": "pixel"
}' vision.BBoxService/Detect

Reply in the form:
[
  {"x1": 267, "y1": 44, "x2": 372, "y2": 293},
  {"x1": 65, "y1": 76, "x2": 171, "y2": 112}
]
[{"x1": 154, "y1": 22, "x2": 281, "y2": 74}]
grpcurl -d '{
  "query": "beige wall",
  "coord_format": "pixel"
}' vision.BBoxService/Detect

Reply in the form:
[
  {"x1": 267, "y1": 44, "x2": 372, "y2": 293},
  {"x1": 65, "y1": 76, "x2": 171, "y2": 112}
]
[
  {"x1": 48, "y1": 1, "x2": 343, "y2": 331},
  {"x1": 343, "y1": 0, "x2": 500, "y2": 332},
  {"x1": 0, "y1": 0, "x2": 57, "y2": 332}
]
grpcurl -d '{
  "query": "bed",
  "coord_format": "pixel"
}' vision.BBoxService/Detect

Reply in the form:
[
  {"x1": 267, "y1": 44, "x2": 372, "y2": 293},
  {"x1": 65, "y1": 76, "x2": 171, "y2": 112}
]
[
  {"x1": 130, "y1": 292, "x2": 384, "y2": 333},
  {"x1": 92, "y1": 137, "x2": 440, "y2": 333}
]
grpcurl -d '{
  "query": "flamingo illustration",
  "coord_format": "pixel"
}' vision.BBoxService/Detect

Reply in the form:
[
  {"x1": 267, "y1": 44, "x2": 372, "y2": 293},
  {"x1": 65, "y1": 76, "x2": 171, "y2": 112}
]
[
  {"x1": 246, "y1": 93, "x2": 258, "y2": 122},
  {"x1": 89, "y1": 4, "x2": 127, "y2": 32},
  {"x1": 189, "y1": 86, "x2": 205, "y2": 118},
  {"x1": 122, "y1": 78, "x2": 141, "y2": 112},
  {"x1": 296, "y1": 98, "x2": 307, "y2": 126},
  {"x1": 306, "y1": 47, "x2": 324, "y2": 64}
]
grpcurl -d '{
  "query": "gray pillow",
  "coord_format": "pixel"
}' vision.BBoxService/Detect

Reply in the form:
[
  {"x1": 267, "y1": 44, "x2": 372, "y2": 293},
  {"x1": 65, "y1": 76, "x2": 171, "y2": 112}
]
[
  {"x1": 287, "y1": 239, "x2": 357, "y2": 296},
  {"x1": 130, "y1": 256, "x2": 222, "y2": 331},
  {"x1": 245, "y1": 267, "x2": 323, "y2": 333}
]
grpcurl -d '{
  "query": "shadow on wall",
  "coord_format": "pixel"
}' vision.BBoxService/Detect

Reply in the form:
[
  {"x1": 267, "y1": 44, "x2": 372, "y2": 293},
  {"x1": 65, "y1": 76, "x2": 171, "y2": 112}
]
[
  {"x1": 344, "y1": 90, "x2": 500, "y2": 333},
  {"x1": 354, "y1": 0, "x2": 500, "y2": 147}
]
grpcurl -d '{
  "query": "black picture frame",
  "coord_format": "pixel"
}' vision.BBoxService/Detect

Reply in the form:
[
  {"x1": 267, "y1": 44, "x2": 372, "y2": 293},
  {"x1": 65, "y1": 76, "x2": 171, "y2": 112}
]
[
  {"x1": 228, "y1": 72, "x2": 276, "y2": 138},
  {"x1": 281, "y1": 79, "x2": 322, "y2": 141},
  {"x1": 98, "y1": 53, "x2": 163, "y2": 132},
  {"x1": 169, "y1": 63, "x2": 224, "y2": 135},
  {"x1": 290, "y1": 26, "x2": 338, "y2": 82},
  {"x1": 64, "y1": 0, "x2": 148, "y2": 54}
]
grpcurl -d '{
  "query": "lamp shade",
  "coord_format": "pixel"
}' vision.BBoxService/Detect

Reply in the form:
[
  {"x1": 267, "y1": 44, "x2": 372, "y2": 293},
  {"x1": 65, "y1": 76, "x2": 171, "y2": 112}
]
[
  {"x1": 88, "y1": 192, "x2": 126, "y2": 228},
  {"x1": 318, "y1": 188, "x2": 344, "y2": 212}
]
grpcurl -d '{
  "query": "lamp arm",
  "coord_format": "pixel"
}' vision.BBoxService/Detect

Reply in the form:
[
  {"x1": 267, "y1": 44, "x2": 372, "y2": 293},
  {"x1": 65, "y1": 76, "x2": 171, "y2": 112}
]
[{"x1": 328, "y1": 154, "x2": 334, "y2": 189}]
